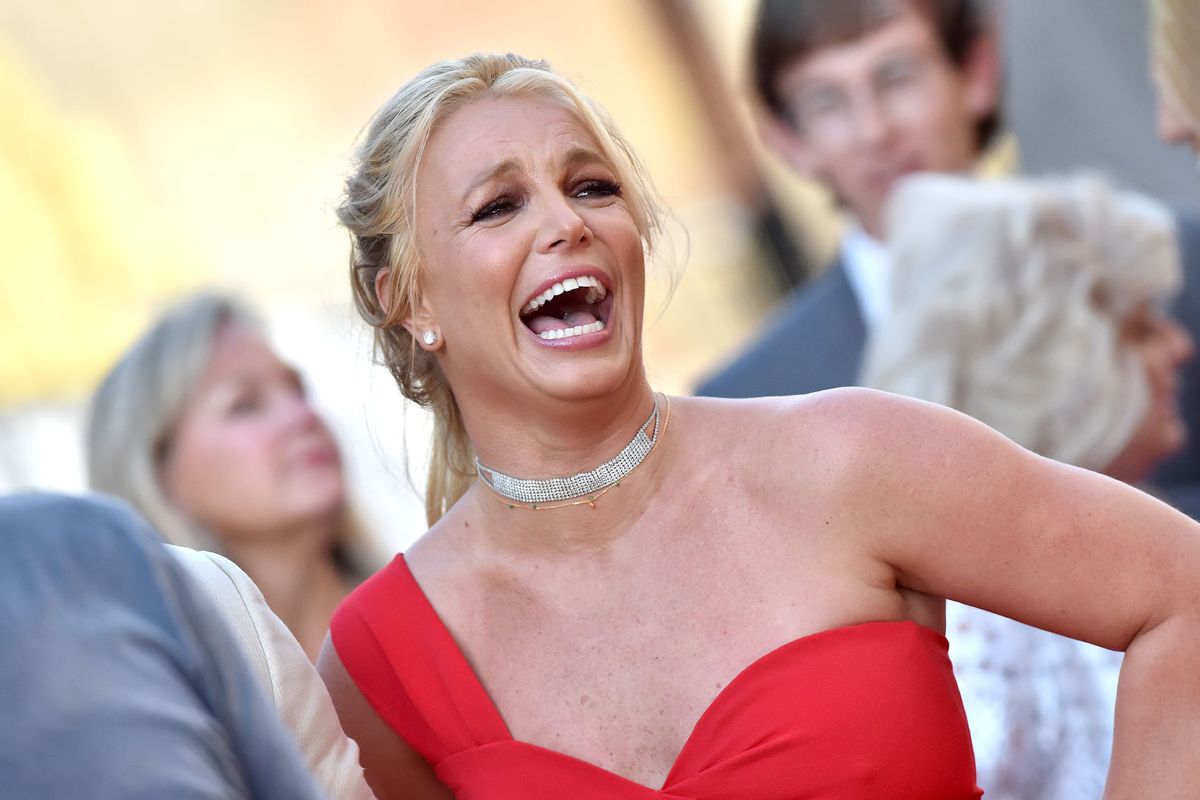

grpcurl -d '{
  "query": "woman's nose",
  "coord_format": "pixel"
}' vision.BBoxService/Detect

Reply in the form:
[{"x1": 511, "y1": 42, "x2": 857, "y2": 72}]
[
  {"x1": 535, "y1": 194, "x2": 590, "y2": 253},
  {"x1": 1157, "y1": 315, "x2": 1196, "y2": 366},
  {"x1": 279, "y1": 390, "x2": 323, "y2": 431}
]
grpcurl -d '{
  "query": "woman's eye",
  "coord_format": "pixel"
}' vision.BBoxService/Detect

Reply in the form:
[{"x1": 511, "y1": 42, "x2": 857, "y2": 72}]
[
  {"x1": 229, "y1": 394, "x2": 261, "y2": 415},
  {"x1": 573, "y1": 179, "x2": 621, "y2": 199},
  {"x1": 471, "y1": 196, "x2": 519, "y2": 223}
]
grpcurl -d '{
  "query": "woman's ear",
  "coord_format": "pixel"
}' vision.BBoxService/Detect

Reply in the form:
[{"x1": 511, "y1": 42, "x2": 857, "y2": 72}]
[
  {"x1": 379, "y1": 265, "x2": 443, "y2": 350},
  {"x1": 404, "y1": 304, "x2": 442, "y2": 351},
  {"x1": 375, "y1": 267, "x2": 395, "y2": 317},
  {"x1": 402, "y1": 286, "x2": 444, "y2": 352}
]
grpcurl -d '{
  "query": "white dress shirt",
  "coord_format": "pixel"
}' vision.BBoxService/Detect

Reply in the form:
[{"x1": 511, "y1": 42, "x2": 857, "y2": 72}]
[{"x1": 838, "y1": 223, "x2": 892, "y2": 331}]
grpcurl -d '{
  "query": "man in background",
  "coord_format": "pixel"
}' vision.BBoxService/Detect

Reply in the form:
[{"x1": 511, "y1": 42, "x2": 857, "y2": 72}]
[
  {"x1": 698, "y1": 0, "x2": 1200, "y2": 521},
  {"x1": 696, "y1": 0, "x2": 1001, "y2": 398}
]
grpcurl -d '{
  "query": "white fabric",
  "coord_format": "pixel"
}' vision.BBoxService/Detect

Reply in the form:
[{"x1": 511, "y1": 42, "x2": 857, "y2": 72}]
[
  {"x1": 838, "y1": 222, "x2": 892, "y2": 331},
  {"x1": 168, "y1": 546, "x2": 375, "y2": 800},
  {"x1": 948, "y1": 602, "x2": 1122, "y2": 800}
]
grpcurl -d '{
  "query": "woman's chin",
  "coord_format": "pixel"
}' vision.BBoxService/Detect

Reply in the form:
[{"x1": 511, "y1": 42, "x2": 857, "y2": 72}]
[
  {"x1": 520, "y1": 337, "x2": 642, "y2": 400},
  {"x1": 289, "y1": 477, "x2": 346, "y2": 524}
]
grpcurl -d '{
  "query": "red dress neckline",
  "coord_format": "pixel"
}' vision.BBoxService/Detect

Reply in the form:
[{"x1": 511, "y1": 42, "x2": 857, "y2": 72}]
[{"x1": 332, "y1": 553, "x2": 983, "y2": 799}]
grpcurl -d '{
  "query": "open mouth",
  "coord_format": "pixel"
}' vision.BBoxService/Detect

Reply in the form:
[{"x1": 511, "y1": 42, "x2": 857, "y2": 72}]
[{"x1": 519, "y1": 275, "x2": 613, "y2": 341}]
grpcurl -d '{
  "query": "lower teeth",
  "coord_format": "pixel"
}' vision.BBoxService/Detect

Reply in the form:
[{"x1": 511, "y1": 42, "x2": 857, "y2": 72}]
[{"x1": 538, "y1": 320, "x2": 605, "y2": 340}]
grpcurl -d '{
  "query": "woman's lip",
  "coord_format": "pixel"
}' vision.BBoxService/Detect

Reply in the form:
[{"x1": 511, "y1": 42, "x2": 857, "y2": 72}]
[
  {"x1": 519, "y1": 267, "x2": 612, "y2": 311},
  {"x1": 524, "y1": 316, "x2": 615, "y2": 350},
  {"x1": 296, "y1": 445, "x2": 340, "y2": 468}
]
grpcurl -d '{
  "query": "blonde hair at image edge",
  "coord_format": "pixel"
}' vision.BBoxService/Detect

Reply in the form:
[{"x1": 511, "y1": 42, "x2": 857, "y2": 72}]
[
  {"x1": 337, "y1": 53, "x2": 667, "y2": 526},
  {"x1": 861, "y1": 174, "x2": 1181, "y2": 471},
  {"x1": 1151, "y1": 0, "x2": 1200, "y2": 133},
  {"x1": 85, "y1": 292, "x2": 369, "y2": 572}
]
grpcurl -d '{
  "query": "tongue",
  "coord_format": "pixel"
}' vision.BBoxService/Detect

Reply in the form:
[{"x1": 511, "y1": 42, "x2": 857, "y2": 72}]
[{"x1": 525, "y1": 309, "x2": 599, "y2": 334}]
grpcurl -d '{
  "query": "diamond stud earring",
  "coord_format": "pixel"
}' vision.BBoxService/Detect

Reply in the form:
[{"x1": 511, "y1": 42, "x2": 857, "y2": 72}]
[{"x1": 422, "y1": 330, "x2": 439, "y2": 346}]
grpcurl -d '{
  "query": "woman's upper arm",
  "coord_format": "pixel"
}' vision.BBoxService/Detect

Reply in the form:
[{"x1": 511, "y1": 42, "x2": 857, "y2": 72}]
[
  {"x1": 317, "y1": 636, "x2": 455, "y2": 800},
  {"x1": 836, "y1": 389, "x2": 1200, "y2": 650}
]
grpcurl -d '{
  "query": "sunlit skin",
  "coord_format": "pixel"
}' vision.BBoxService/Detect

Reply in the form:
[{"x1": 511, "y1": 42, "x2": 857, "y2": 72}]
[
  {"x1": 160, "y1": 322, "x2": 348, "y2": 657},
  {"x1": 1105, "y1": 304, "x2": 1195, "y2": 483},
  {"x1": 401, "y1": 96, "x2": 652, "y2": 476},
  {"x1": 765, "y1": 3, "x2": 997, "y2": 237}
]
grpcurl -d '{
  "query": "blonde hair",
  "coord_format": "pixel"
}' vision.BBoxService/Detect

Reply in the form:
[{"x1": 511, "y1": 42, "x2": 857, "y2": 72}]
[
  {"x1": 86, "y1": 292, "x2": 371, "y2": 577},
  {"x1": 1151, "y1": 0, "x2": 1200, "y2": 135},
  {"x1": 338, "y1": 53, "x2": 665, "y2": 525},
  {"x1": 862, "y1": 174, "x2": 1181, "y2": 471}
]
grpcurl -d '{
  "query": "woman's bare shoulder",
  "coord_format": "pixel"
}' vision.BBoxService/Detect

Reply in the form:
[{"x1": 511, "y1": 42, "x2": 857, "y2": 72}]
[
  {"x1": 680, "y1": 388, "x2": 999, "y2": 513},
  {"x1": 682, "y1": 387, "x2": 954, "y2": 454}
]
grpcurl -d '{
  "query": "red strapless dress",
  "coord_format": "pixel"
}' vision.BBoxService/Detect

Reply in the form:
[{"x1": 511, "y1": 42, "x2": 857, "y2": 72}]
[{"x1": 332, "y1": 555, "x2": 983, "y2": 799}]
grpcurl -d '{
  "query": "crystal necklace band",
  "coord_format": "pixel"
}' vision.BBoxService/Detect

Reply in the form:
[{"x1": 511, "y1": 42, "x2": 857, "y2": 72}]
[{"x1": 475, "y1": 395, "x2": 666, "y2": 510}]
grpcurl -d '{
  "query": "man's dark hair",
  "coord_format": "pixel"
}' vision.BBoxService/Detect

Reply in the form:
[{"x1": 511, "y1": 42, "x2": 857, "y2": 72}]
[{"x1": 752, "y1": 0, "x2": 1001, "y2": 150}]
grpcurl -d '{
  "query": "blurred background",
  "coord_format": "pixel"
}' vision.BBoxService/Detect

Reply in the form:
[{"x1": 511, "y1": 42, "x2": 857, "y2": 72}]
[{"x1": 3, "y1": 0, "x2": 1197, "y2": 552}]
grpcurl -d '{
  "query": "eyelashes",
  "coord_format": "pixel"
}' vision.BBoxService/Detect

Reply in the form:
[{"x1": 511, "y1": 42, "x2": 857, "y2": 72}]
[
  {"x1": 471, "y1": 196, "x2": 518, "y2": 223},
  {"x1": 469, "y1": 178, "x2": 623, "y2": 225},
  {"x1": 574, "y1": 179, "x2": 622, "y2": 199}
]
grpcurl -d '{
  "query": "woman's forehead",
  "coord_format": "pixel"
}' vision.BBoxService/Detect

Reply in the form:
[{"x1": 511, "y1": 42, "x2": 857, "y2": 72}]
[{"x1": 424, "y1": 95, "x2": 605, "y2": 177}]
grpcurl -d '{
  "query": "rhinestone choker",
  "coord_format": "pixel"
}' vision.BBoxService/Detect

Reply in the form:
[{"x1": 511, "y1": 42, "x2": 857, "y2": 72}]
[{"x1": 475, "y1": 395, "x2": 666, "y2": 510}]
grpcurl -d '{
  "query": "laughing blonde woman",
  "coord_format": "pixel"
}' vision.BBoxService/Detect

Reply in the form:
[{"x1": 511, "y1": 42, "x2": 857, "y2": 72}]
[{"x1": 320, "y1": 53, "x2": 1200, "y2": 800}]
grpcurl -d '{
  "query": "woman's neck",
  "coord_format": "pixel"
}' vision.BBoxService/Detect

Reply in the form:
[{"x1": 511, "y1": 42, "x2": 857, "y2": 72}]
[
  {"x1": 442, "y1": 385, "x2": 679, "y2": 559},
  {"x1": 465, "y1": 380, "x2": 658, "y2": 481},
  {"x1": 224, "y1": 524, "x2": 348, "y2": 660}
]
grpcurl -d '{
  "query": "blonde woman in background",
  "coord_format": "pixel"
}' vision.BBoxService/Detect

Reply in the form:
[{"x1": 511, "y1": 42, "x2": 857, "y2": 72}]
[
  {"x1": 88, "y1": 292, "x2": 374, "y2": 658},
  {"x1": 88, "y1": 293, "x2": 377, "y2": 800},
  {"x1": 862, "y1": 173, "x2": 1193, "y2": 799},
  {"x1": 1151, "y1": 0, "x2": 1200, "y2": 153},
  {"x1": 319, "y1": 53, "x2": 1200, "y2": 800}
]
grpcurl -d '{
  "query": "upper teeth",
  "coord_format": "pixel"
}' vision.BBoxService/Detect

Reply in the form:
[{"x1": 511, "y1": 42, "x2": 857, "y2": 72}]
[{"x1": 522, "y1": 275, "x2": 607, "y2": 315}]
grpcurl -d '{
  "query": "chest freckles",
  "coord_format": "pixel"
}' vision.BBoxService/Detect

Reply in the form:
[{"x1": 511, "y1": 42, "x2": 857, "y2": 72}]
[{"x1": 466, "y1": 588, "x2": 793, "y2": 788}]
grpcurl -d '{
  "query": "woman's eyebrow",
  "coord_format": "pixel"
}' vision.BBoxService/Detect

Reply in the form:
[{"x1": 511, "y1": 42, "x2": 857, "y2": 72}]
[
  {"x1": 459, "y1": 159, "x2": 523, "y2": 205},
  {"x1": 563, "y1": 147, "x2": 610, "y2": 170}
]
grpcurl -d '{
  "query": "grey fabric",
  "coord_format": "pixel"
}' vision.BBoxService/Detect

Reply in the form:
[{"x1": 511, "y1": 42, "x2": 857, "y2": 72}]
[
  {"x1": 0, "y1": 492, "x2": 322, "y2": 800},
  {"x1": 696, "y1": 259, "x2": 866, "y2": 398}
]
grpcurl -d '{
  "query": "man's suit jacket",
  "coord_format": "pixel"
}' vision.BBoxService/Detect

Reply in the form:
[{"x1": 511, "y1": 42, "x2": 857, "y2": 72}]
[
  {"x1": 695, "y1": 257, "x2": 865, "y2": 398},
  {"x1": 696, "y1": 218, "x2": 1200, "y2": 520}
]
